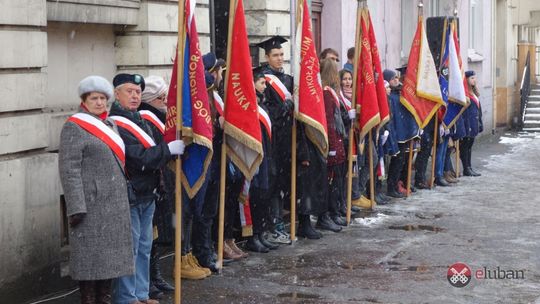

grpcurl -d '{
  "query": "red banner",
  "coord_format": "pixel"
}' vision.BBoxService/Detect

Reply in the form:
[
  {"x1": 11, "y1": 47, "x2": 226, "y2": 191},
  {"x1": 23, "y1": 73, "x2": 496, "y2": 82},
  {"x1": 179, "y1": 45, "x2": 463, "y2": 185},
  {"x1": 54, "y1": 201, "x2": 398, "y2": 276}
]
[
  {"x1": 294, "y1": 0, "x2": 328, "y2": 156},
  {"x1": 223, "y1": 0, "x2": 263, "y2": 180},
  {"x1": 367, "y1": 10, "x2": 390, "y2": 128},
  {"x1": 399, "y1": 18, "x2": 444, "y2": 128},
  {"x1": 355, "y1": 9, "x2": 380, "y2": 140},
  {"x1": 164, "y1": 0, "x2": 213, "y2": 198}
]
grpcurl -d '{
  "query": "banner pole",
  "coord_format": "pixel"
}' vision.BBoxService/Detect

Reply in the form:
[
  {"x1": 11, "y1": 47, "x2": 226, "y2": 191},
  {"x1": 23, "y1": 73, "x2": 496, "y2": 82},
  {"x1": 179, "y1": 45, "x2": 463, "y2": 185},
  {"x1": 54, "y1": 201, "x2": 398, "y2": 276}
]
[
  {"x1": 346, "y1": 1, "x2": 363, "y2": 224},
  {"x1": 217, "y1": 0, "x2": 237, "y2": 272},
  {"x1": 174, "y1": 0, "x2": 186, "y2": 302},
  {"x1": 289, "y1": 0, "x2": 298, "y2": 243},
  {"x1": 430, "y1": 117, "x2": 438, "y2": 189},
  {"x1": 455, "y1": 139, "x2": 460, "y2": 177},
  {"x1": 368, "y1": 130, "x2": 375, "y2": 209},
  {"x1": 406, "y1": 140, "x2": 414, "y2": 196}
]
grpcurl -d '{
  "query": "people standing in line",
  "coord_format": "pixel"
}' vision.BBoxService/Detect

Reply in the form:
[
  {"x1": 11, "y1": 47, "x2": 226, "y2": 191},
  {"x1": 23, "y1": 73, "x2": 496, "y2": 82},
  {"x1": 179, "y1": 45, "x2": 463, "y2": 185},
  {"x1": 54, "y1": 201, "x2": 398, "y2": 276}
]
[
  {"x1": 59, "y1": 76, "x2": 134, "y2": 304},
  {"x1": 110, "y1": 73, "x2": 185, "y2": 304},
  {"x1": 257, "y1": 36, "x2": 294, "y2": 245},
  {"x1": 461, "y1": 70, "x2": 483, "y2": 176}
]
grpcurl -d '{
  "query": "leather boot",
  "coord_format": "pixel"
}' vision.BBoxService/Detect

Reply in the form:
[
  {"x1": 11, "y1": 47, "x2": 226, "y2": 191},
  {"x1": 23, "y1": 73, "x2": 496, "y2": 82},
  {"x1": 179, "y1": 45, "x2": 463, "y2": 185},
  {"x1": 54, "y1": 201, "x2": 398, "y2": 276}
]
[
  {"x1": 463, "y1": 167, "x2": 474, "y2": 176},
  {"x1": 149, "y1": 284, "x2": 164, "y2": 300},
  {"x1": 196, "y1": 254, "x2": 219, "y2": 273},
  {"x1": 79, "y1": 280, "x2": 96, "y2": 304},
  {"x1": 297, "y1": 215, "x2": 322, "y2": 239},
  {"x1": 223, "y1": 240, "x2": 243, "y2": 260},
  {"x1": 246, "y1": 234, "x2": 269, "y2": 253},
  {"x1": 316, "y1": 214, "x2": 342, "y2": 232},
  {"x1": 469, "y1": 167, "x2": 481, "y2": 176},
  {"x1": 226, "y1": 239, "x2": 248, "y2": 258},
  {"x1": 331, "y1": 215, "x2": 348, "y2": 226},
  {"x1": 444, "y1": 171, "x2": 458, "y2": 183},
  {"x1": 95, "y1": 279, "x2": 112, "y2": 304},
  {"x1": 180, "y1": 254, "x2": 208, "y2": 280},
  {"x1": 435, "y1": 177, "x2": 450, "y2": 187},
  {"x1": 258, "y1": 233, "x2": 279, "y2": 250},
  {"x1": 187, "y1": 253, "x2": 211, "y2": 276},
  {"x1": 414, "y1": 180, "x2": 430, "y2": 190},
  {"x1": 150, "y1": 243, "x2": 174, "y2": 292}
]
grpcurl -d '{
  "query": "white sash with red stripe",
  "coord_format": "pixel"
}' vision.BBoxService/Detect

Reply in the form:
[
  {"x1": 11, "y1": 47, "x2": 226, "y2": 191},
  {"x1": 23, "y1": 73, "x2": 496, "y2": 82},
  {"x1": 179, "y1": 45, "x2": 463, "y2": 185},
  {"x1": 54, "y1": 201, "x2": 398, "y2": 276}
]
[
  {"x1": 139, "y1": 110, "x2": 165, "y2": 134},
  {"x1": 238, "y1": 179, "x2": 253, "y2": 236},
  {"x1": 265, "y1": 74, "x2": 292, "y2": 102},
  {"x1": 110, "y1": 115, "x2": 156, "y2": 148},
  {"x1": 339, "y1": 90, "x2": 352, "y2": 111},
  {"x1": 68, "y1": 113, "x2": 126, "y2": 164},
  {"x1": 257, "y1": 105, "x2": 272, "y2": 139},
  {"x1": 213, "y1": 90, "x2": 224, "y2": 116}
]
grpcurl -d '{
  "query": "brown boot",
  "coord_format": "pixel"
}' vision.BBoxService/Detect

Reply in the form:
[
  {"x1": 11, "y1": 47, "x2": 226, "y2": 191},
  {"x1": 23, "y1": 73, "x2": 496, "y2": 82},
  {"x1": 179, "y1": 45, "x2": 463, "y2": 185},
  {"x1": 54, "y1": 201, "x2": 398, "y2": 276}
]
[
  {"x1": 444, "y1": 171, "x2": 458, "y2": 183},
  {"x1": 79, "y1": 280, "x2": 96, "y2": 304},
  {"x1": 95, "y1": 279, "x2": 112, "y2": 304},
  {"x1": 223, "y1": 240, "x2": 243, "y2": 260},
  {"x1": 226, "y1": 239, "x2": 248, "y2": 258}
]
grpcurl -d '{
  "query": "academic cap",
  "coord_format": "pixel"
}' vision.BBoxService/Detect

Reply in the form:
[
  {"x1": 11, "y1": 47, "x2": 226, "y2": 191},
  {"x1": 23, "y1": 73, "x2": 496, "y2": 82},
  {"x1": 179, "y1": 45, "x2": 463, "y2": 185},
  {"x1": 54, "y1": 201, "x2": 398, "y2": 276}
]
[{"x1": 256, "y1": 36, "x2": 288, "y2": 53}]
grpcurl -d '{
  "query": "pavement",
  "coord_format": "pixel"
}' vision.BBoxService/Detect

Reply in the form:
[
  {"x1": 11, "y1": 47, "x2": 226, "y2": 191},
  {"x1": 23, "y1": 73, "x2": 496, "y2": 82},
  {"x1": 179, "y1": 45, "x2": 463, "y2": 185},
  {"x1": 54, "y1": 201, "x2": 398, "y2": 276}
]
[{"x1": 26, "y1": 132, "x2": 540, "y2": 304}]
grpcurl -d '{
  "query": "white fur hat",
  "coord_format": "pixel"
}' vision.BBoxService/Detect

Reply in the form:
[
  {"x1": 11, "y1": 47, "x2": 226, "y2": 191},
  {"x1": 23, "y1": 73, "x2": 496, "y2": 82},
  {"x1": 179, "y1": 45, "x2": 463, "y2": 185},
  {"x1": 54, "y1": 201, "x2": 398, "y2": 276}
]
[
  {"x1": 141, "y1": 76, "x2": 168, "y2": 103},
  {"x1": 78, "y1": 76, "x2": 114, "y2": 100}
]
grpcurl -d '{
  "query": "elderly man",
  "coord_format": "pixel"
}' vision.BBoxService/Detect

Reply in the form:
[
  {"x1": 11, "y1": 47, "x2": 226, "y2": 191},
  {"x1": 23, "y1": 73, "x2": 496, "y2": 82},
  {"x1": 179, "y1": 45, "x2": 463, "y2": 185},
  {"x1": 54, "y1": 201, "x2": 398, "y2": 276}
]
[{"x1": 110, "y1": 73, "x2": 184, "y2": 304}]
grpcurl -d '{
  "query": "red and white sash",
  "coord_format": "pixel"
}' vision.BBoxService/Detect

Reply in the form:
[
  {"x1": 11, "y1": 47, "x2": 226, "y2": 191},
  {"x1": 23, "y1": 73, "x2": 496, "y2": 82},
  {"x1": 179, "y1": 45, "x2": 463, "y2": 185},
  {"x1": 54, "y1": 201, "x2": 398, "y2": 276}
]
[
  {"x1": 68, "y1": 113, "x2": 126, "y2": 164},
  {"x1": 213, "y1": 90, "x2": 224, "y2": 116},
  {"x1": 467, "y1": 92, "x2": 480, "y2": 108},
  {"x1": 257, "y1": 105, "x2": 272, "y2": 139},
  {"x1": 139, "y1": 110, "x2": 165, "y2": 134},
  {"x1": 324, "y1": 86, "x2": 341, "y2": 108},
  {"x1": 339, "y1": 90, "x2": 352, "y2": 111},
  {"x1": 110, "y1": 116, "x2": 156, "y2": 148},
  {"x1": 265, "y1": 74, "x2": 292, "y2": 102}
]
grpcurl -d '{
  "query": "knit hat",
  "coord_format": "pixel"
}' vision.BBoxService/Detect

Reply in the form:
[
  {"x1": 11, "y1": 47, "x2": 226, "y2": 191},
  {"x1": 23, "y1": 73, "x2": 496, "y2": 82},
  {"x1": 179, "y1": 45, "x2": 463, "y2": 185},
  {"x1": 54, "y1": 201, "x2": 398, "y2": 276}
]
[
  {"x1": 141, "y1": 76, "x2": 168, "y2": 103},
  {"x1": 78, "y1": 76, "x2": 114, "y2": 100},
  {"x1": 383, "y1": 69, "x2": 397, "y2": 82},
  {"x1": 465, "y1": 70, "x2": 476, "y2": 78}
]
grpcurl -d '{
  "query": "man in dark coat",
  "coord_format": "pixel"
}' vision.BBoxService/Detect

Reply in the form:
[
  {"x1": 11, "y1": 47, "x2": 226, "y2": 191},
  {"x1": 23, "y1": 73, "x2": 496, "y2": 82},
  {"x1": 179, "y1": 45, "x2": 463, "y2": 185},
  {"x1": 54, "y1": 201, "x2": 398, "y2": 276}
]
[
  {"x1": 138, "y1": 76, "x2": 175, "y2": 298},
  {"x1": 110, "y1": 73, "x2": 185, "y2": 304},
  {"x1": 257, "y1": 36, "x2": 294, "y2": 244}
]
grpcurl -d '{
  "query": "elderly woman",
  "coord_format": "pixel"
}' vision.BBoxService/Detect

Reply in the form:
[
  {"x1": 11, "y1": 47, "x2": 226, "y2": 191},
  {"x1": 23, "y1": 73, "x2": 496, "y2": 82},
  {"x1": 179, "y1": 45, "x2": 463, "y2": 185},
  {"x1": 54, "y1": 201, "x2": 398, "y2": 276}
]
[{"x1": 59, "y1": 76, "x2": 134, "y2": 304}]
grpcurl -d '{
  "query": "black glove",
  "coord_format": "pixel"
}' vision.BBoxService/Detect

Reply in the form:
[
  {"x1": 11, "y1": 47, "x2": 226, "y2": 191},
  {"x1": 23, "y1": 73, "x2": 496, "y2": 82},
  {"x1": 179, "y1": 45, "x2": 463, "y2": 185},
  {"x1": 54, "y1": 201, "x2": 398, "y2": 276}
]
[{"x1": 69, "y1": 213, "x2": 86, "y2": 228}]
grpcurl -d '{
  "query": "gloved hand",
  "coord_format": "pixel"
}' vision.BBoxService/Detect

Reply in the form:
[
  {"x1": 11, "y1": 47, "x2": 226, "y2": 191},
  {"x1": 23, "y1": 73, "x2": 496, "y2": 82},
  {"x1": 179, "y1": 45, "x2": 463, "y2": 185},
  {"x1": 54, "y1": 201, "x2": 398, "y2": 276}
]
[
  {"x1": 168, "y1": 140, "x2": 185, "y2": 155},
  {"x1": 348, "y1": 109, "x2": 356, "y2": 119},
  {"x1": 381, "y1": 130, "x2": 390, "y2": 145},
  {"x1": 328, "y1": 150, "x2": 337, "y2": 157},
  {"x1": 444, "y1": 128, "x2": 450, "y2": 136},
  {"x1": 439, "y1": 125, "x2": 445, "y2": 138},
  {"x1": 419, "y1": 129, "x2": 424, "y2": 136},
  {"x1": 69, "y1": 213, "x2": 86, "y2": 228},
  {"x1": 218, "y1": 116, "x2": 225, "y2": 128}
]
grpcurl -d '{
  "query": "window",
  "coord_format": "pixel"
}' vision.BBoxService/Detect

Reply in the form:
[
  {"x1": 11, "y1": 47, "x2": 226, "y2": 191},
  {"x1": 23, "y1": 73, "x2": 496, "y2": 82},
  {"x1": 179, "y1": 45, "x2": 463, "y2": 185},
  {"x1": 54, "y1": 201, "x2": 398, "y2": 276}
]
[
  {"x1": 469, "y1": 0, "x2": 483, "y2": 52},
  {"x1": 312, "y1": 0, "x2": 323, "y2": 55}
]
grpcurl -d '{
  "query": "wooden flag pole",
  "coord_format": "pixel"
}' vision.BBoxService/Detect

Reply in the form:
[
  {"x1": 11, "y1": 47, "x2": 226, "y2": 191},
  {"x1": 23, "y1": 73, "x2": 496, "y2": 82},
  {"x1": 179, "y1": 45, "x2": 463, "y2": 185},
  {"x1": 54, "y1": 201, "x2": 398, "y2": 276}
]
[
  {"x1": 368, "y1": 130, "x2": 376, "y2": 208},
  {"x1": 174, "y1": 0, "x2": 186, "y2": 302},
  {"x1": 217, "y1": 0, "x2": 237, "y2": 271},
  {"x1": 455, "y1": 139, "x2": 460, "y2": 177},
  {"x1": 430, "y1": 117, "x2": 438, "y2": 189},
  {"x1": 289, "y1": 0, "x2": 299, "y2": 242},
  {"x1": 346, "y1": 1, "x2": 363, "y2": 224},
  {"x1": 406, "y1": 140, "x2": 414, "y2": 196}
]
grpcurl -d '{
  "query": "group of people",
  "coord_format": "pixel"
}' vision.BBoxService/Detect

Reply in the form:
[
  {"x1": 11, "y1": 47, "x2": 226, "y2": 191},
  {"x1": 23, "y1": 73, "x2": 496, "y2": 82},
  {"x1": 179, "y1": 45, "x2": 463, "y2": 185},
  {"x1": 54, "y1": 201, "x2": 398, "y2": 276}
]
[{"x1": 58, "y1": 36, "x2": 483, "y2": 304}]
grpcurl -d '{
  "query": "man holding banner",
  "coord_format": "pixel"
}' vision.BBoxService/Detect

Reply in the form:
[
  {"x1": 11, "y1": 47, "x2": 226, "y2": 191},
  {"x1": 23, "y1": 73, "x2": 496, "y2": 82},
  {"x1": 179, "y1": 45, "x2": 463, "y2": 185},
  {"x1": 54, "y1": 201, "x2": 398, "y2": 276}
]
[{"x1": 257, "y1": 36, "x2": 294, "y2": 245}]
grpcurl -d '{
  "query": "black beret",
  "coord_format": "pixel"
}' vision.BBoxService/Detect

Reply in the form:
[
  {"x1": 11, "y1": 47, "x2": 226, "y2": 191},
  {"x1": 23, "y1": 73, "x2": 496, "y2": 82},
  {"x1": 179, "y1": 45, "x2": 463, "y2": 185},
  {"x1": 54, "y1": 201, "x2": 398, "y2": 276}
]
[
  {"x1": 113, "y1": 73, "x2": 146, "y2": 91},
  {"x1": 465, "y1": 70, "x2": 476, "y2": 78}
]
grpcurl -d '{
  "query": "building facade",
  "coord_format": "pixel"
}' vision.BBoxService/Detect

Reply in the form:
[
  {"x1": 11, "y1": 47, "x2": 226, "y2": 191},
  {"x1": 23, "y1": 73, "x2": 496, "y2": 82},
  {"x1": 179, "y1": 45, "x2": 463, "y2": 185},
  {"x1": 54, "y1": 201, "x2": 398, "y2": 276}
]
[{"x1": 0, "y1": 0, "x2": 538, "y2": 300}]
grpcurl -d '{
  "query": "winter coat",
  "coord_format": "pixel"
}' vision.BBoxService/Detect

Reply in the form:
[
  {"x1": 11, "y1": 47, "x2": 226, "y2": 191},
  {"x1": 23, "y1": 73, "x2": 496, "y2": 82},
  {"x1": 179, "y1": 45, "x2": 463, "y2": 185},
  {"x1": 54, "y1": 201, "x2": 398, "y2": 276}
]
[
  {"x1": 462, "y1": 93, "x2": 483, "y2": 138},
  {"x1": 58, "y1": 111, "x2": 134, "y2": 281},
  {"x1": 324, "y1": 88, "x2": 346, "y2": 166},
  {"x1": 109, "y1": 101, "x2": 171, "y2": 205}
]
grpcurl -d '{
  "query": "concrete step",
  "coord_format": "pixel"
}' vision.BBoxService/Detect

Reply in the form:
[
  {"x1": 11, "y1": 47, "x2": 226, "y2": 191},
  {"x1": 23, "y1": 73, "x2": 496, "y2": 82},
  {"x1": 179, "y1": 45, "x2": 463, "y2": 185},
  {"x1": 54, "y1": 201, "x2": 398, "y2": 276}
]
[
  {"x1": 526, "y1": 108, "x2": 540, "y2": 114},
  {"x1": 531, "y1": 89, "x2": 540, "y2": 94},
  {"x1": 529, "y1": 95, "x2": 540, "y2": 101},
  {"x1": 523, "y1": 120, "x2": 540, "y2": 128},
  {"x1": 522, "y1": 127, "x2": 540, "y2": 132},
  {"x1": 526, "y1": 101, "x2": 540, "y2": 107},
  {"x1": 525, "y1": 113, "x2": 540, "y2": 119}
]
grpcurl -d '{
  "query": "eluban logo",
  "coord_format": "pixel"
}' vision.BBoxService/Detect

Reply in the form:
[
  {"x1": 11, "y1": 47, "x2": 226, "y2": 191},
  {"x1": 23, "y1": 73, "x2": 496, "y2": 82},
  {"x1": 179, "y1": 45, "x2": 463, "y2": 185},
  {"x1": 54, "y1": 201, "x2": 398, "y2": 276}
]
[{"x1": 447, "y1": 263, "x2": 526, "y2": 287}]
